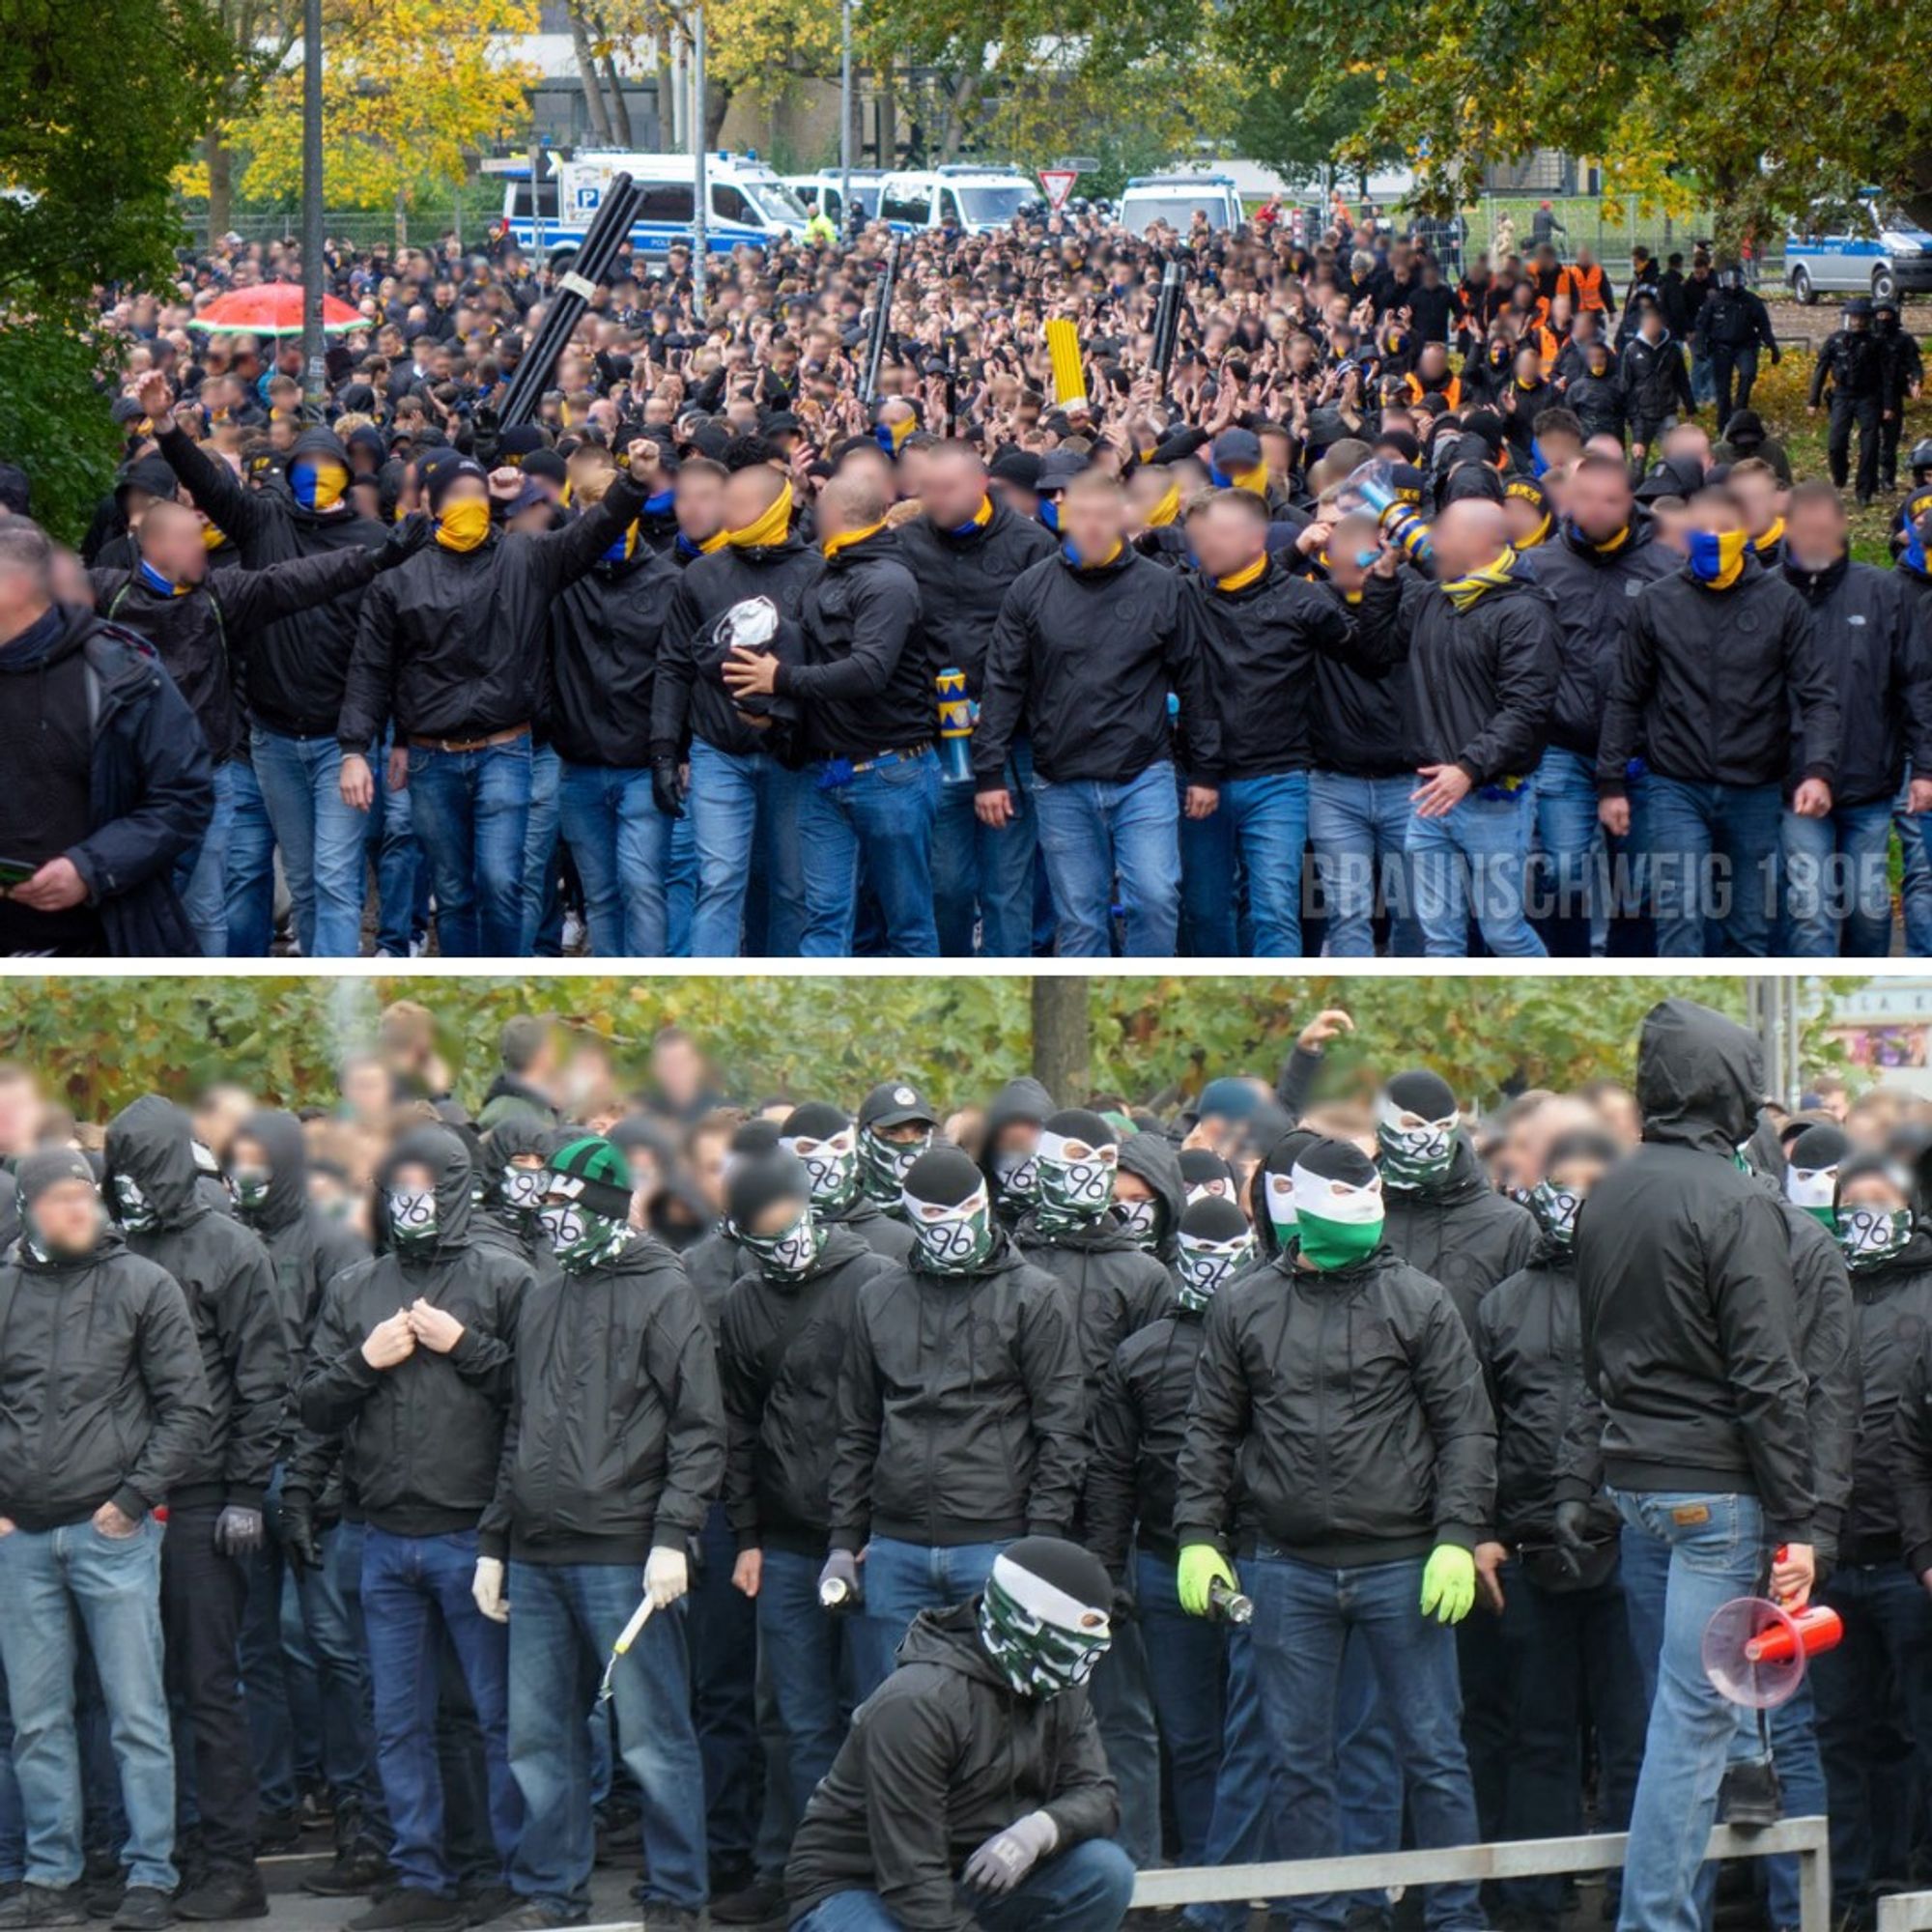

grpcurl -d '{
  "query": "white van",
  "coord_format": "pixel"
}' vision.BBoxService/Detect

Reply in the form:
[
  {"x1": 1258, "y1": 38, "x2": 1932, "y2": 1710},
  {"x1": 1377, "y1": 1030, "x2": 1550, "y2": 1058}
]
[
  {"x1": 498, "y1": 150, "x2": 810, "y2": 262},
  {"x1": 877, "y1": 166, "x2": 1035, "y2": 236},
  {"x1": 1786, "y1": 193, "x2": 1932, "y2": 304},
  {"x1": 1116, "y1": 175, "x2": 1244, "y2": 237},
  {"x1": 782, "y1": 170, "x2": 889, "y2": 230}
]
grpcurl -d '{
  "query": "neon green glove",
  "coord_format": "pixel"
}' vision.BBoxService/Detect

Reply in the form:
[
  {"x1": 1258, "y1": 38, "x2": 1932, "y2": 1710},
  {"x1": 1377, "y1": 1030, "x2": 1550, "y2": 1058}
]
[
  {"x1": 1419, "y1": 1544, "x2": 1476, "y2": 1625},
  {"x1": 1178, "y1": 1544, "x2": 1237, "y2": 1618}
]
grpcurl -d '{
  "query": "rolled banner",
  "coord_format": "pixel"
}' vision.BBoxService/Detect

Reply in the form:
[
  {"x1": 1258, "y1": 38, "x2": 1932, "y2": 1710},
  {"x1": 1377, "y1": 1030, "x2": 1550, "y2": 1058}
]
[
  {"x1": 936, "y1": 667, "x2": 974, "y2": 782},
  {"x1": 1046, "y1": 318, "x2": 1086, "y2": 409}
]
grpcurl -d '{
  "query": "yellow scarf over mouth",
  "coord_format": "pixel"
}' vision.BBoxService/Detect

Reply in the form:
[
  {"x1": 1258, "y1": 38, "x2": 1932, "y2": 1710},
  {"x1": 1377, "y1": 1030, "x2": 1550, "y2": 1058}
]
[{"x1": 1440, "y1": 548, "x2": 1520, "y2": 612}]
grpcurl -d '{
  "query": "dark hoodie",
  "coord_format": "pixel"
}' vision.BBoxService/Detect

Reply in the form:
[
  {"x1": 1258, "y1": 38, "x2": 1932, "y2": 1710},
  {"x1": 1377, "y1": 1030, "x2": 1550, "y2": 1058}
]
[
  {"x1": 0, "y1": 1172, "x2": 17, "y2": 1256},
  {"x1": 103, "y1": 1095, "x2": 290, "y2": 1512},
  {"x1": 0, "y1": 1192, "x2": 210, "y2": 1529},
  {"x1": 155, "y1": 424, "x2": 388, "y2": 739},
  {"x1": 1830, "y1": 1230, "x2": 1932, "y2": 1563},
  {"x1": 1565, "y1": 1001, "x2": 1814, "y2": 1540},
  {"x1": 471, "y1": 1115, "x2": 564, "y2": 1270},
  {"x1": 827, "y1": 1231, "x2": 1086, "y2": 1551},
  {"x1": 1380, "y1": 1136, "x2": 1538, "y2": 1335},
  {"x1": 822, "y1": 1190, "x2": 917, "y2": 1264},
  {"x1": 479, "y1": 1227, "x2": 724, "y2": 1568},
  {"x1": 234, "y1": 1109, "x2": 368, "y2": 1343},
  {"x1": 783, "y1": 1601, "x2": 1119, "y2": 1932},
  {"x1": 718, "y1": 1223, "x2": 895, "y2": 1556},
  {"x1": 298, "y1": 1124, "x2": 528, "y2": 1536},
  {"x1": 1115, "y1": 1131, "x2": 1186, "y2": 1268},
  {"x1": 980, "y1": 1077, "x2": 1054, "y2": 1227}
]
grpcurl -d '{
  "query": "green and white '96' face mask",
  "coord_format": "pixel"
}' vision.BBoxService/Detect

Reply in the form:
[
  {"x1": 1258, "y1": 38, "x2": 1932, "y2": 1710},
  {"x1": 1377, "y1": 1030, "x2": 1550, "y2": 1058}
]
[
  {"x1": 1034, "y1": 1128, "x2": 1118, "y2": 1234},
  {"x1": 1292, "y1": 1161, "x2": 1386, "y2": 1271},
  {"x1": 388, "y1": 1186, "x2": 440, "y2": 1255},
  {"x1": 1836, "y1": 1203, "x2": 1913, "y2": 1270},
  {"x1": 1376, "y1": 1094, "x2": 1460, "y2": 1191},
  {"x1": 859, "y1": 1123, "x2": 930, "y2": 1206},
  {"x1": 734, "y1": 1203, "x2": 826, "y2": 1282},
  {"x1": 1112, "y1": 1196, "x2": 1159, "y2": 1250},
  {"x1": 781, "y1": 1128, "x2": 860, "y2": 1211},
  {"x1": 905, "y1": 1182, "x2": 995, "y2": 1273},
  {"x1": 537, "y1": 1200, "x2": 630, "y2": 1273},
  {"x1": 1176, "y1": 1229, "x2": 1255, "y2": 1310}
]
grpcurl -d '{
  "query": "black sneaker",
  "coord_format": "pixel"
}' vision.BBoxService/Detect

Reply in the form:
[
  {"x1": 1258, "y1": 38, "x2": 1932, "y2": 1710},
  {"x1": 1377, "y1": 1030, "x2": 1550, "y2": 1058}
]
[
  {"x1": 459, "y1": 1884, "x2": 518, "y2": 1925},
  {"x1": 303, "y1": 1848, "x2": 397, "y2": 1899},
  {"x1": 492, "y1": 1909, "x2": 583, "y2": 1931},
  {"x1": 110, "y1": 1887, "x2": 176, "y2": 1931},
  {"x1": 639, "y1": 1911, "x2": 704, "y2": 1932},
  {"x1": 345, "y1": 1893, "x2": 469, "y2": 1932},
  {"x1": 172, "y1": 1866, "x2": 269, "y2": 1921},
  {"x1": 1719, "y1": 1758, "x2": 1783, "y2": 1829},
  {"x1": 0, "y1": 1886, "x2": 87, "y2": 1928},
  {"x1": 256, "y1": 1811, "x2": 302, "y2": 1857},
  {"x1": 708, "y1": 1876, "x2": 787, "y2": 1928}
]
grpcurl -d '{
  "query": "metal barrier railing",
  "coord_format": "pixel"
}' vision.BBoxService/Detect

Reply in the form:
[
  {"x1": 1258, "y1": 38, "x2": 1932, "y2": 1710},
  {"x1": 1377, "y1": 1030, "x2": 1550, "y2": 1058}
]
[
  {"x1": 1879, "y1": 1890, "x2": 1932, "y2": 1932},
  {"x1": 1130, "y1": 1815, "x2": 1833, "y2": 1932}
]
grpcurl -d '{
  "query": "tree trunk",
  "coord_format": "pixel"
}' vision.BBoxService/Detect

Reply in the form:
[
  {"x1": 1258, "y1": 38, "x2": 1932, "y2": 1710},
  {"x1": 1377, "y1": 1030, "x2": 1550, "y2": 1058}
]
[
  {"x1": 207, "y1": 126, "x2": 233, "y2": 239},
  {"x1": 655, "y1": 41, "x2": 675, "y2": 148},
  {"x1": 568, "y1": 5, "x2": 615, "y2": 146},
  {"x1": 705, "y1": 82, "x2": 732, "y2": 149},
  {"x1": 878, "y1": 65, "x2": 896, "y2": 170},
  {"x1": 1032, "y1": 979, "x2": 1091, "y2": 1106},
  {"x1": 603, "y1": 54, "x2": 634, "y2": 145}
]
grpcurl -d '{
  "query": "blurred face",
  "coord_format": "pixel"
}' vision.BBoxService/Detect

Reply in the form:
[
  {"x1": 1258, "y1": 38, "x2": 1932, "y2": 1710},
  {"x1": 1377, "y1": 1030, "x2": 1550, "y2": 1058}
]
[
  {"x1": 1729, "y1": 471, "x2": 1779, "y2": 535},
  {"x1": 688, "y1": 1128, "x2": 731, "y2": 1213},
  {"x1": 143, "y1": 509, "x2": 210, "y2": 586},
  {"x1": 1189, "y1": 500, "x2": 1266, "y2": 580},
  {"x1": 922, "y1": 453, "x2": 987, "y2": 528},
  {"x1": 676, "y1": 469, "x2": 725, "y2": 542},
  {"x1": 0, "y1": 1069, "x2": 43, "y2": 1156},
  {"x1": 340, "y1": 1059, "x2": 390, "y2": 1125},
  {"x1": 29, "y1": 1177, "x2": 105, "y2": 1260},
  {"x1": 1061, "y1": 483, "x2": 1125, "y2": 564},
  {"x1": 1784, "y1": 497, "x2": 1847, "y2": 574}
]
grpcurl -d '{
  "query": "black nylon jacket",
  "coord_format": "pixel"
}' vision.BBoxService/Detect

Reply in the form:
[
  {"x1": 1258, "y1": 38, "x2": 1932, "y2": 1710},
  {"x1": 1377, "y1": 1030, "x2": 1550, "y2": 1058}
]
[
  {"x1": 546, "y1": 541, "x2": 681, "y2": 768},
  {"x1": 719, "y1": 1225, "x2": 893, "y2": 1555},
  {"x1": 1013, "y1": 1205, "x2": 1177, "y2": 1383},
  {"x1": 893, "y1": 499, "x2": 1057, "y2": 695},
  {"x1": 1380, "y1": 1137, "x2": 1539, "y2": 1335},
  {"x1": 1085, "y1": 1304, "x2": 1209, "y2": 1568},
  {"x1": 102, "y1": 1095, "x2": 290, "y2": 1511},
  {"x1": 826, "y1": 1234, "x2": 1086, "y2": 1551},
  {"x1": 1837, "y1": 1234, "x2": 1932, "y2": 1565}
]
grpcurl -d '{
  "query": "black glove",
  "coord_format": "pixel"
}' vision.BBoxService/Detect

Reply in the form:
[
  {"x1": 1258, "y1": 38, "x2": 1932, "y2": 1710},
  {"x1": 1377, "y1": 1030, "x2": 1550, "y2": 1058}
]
[
  {"x1": 379, "y1": 512, "x2": 433, "y2": 571},
  {"x1": 213, "y1": 1504, "x2": 266, "y2": 1558},
  {"x1": 651, "y1": 757, "x2": 685, "y2": 821},
  {"x1": 282, "y1": 1492, "x2": 324, "y2": 1577},
  {"x1": 1109, "y1": 1578, "x2": 1136, "y2": 1625},
  {"x1": 1552, "y1": 1499, "x2": 1593, "y2": 1580}
]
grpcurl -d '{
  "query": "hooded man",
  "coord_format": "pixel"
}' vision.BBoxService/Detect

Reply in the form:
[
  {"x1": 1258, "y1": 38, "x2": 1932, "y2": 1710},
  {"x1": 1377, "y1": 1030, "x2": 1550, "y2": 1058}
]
[
  {"x1": 1377, "y1": 1068, "x2": 1538, "y2": 1331},
  {"x1": 853, "y1": 1082, "x2": 940, "y2": 1218},
  {"x1": 298, "y1": 1124, "x2": 531, "y2": 1932},
  {"x1": 1175, "y1": 1136, "x2": 1496, "y2": 1932},
  {"x1": 479, "y1": 1135, "x2": 723, "y2": 1932},
  {"x1": 824, "y1": 1146, "x2": 1087, "y2": 1700},
  {"x1": 1561, "y1": 1001, "x2": 1815, "y2": 1932},
  {"x1": 102, "y1": 1094, "x2": 291, "y2": 1921},
  {"x1": 228, "y1": 1108, "x2": 369, "y2": 1341},
  {"x1": 1086, "y1": 1194, "x2": 1274, "y2": 1896},
  {"x1": 980, "y1": 1078, "x2": 1053, "y2": 1228},
  {"x1": 780, "y1": 1102, "x2": 914, "y2": 1262},
  {"x1": 0, "y1": 1149, "x2": 210, "y2": 1932},
  {"x1": 716, "y1": 1151, "x2": 894, "y2": 1918},
  {"x1": 784, "y1": 1537, "x2": 1133, "y2": 1932},
  {"x1": 468, "y1": 1116, "x2": 564, "y2": 1270}
]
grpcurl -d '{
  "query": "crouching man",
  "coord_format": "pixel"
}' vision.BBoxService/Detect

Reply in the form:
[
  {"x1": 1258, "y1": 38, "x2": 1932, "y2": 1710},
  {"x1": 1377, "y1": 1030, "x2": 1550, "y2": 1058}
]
[{"x1": 784, "y1": 1535, "x2": 1135, "y2": 1932}]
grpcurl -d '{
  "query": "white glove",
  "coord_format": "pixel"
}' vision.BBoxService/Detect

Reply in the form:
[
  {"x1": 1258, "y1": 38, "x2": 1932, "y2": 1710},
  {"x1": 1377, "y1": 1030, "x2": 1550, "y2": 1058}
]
[
  {"x1": 962, "y1": 1809, "x2": 1060, "y2": 1895},
  {"x1": 643, "y1": 1546, "x2": 689, "y2": 1609},
  {"x1": 471, "y1": 1555, "x2": 508, "y2": 1623}
]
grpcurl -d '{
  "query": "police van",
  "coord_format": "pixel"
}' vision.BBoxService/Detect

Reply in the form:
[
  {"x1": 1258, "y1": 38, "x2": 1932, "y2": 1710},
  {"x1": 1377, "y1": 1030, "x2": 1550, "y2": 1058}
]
[
  {"x1": 1785, "y1": 193, "x2": 1932, "y2": 304},
  {"x1": 877, "y1": 166, "x2": 1036, "y2": 236},
  {"x1": 498, "y1": 150, "x2": 810, "y2": 263},
  {"x1": 783, "y1": 170, "x2": 889, "y2": 230},
  {"x1": 1116, "y1": 174, "x2": 1245, "y2": 236}
]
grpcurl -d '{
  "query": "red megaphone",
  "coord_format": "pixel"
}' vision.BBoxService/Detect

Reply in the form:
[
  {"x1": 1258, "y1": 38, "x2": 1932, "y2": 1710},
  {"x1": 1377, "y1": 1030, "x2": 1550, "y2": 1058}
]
[{"x1": 1700, "y1": 1547, "x2": 1843, "y2": 1708}]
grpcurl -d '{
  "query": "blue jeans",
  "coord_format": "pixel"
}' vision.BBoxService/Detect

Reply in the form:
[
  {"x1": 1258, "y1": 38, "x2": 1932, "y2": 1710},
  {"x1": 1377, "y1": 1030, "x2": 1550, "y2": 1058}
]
[
  {"x1": 1641, "y1": 776, "x2": 1782, "y2": 956},
  {"x1": 687, "y1": 738, "x2": 808, "y2": 957},
  {"x1": 361, "y1": 1526, "x2": 520, "y2": 1897},
  {"x1": 1135, "y1": 1553, "x2": 1278, "y2": 1932},
  {"x1": 1780, "y1": 799, "x2": 1894, "y2": 956},
  {"x1": 799, "y1": 750, "x2": 942, "y2": 956},
  {"x1": 251, "y1": 725, "x2": 369, "y2": 957},
  {"x1": 505, "y1": 1560, "x2": 706, "y2": 1912},
  {"x1": 1900, "y1": 779, "x2": 1932, "y2": 954},
  {"x1": 1406, "y1": 793, "x2": 1548, "y2": 956},
  {"x1": 406, "y1": 740, "x2": 532, "y2": 958},
  {"x1": 1610, "y1": 1488, "x2": 1766, "y2": 1932},
  {"x1": 1032, "y1": 760, "x2": 1180, "y2": 956},
  {"x1": 851, "y1": 1539, "x2": 1008, "y2": 1703},
  {"x1": 1180, "y1": 769, "x2": 1310, "y2": 956},
  {"x1": 293, "y1": 1519, "x2": 389, "y2": 1844},
  {"x1": 175, "y1": 756, "x2": 240, "y2": 956},
  {"x1": 365, "y1": 738, "x2": 420, "y2": 957},
  {"x1": 1811, "y1": 1562, "x2": 1932, "y2": 1911},
  {"x1": 224, "y1": 757, "x2": 277, "y2": 958},
  {"x1": 558, "y1": 762, "x2": 691, "y2": 956},
  {"x1": 1309, "y1": 772, "x2": 1422, "y2": 956},
  {"x1": 1245, "y1": 1548, "x2": 1484, "y2": 1932},
  {"x1": 691, "y1": 1503, "x2": 760, "y2": 1875},
  {"x1": 1532, "y1": 746, "x2": 1609, "y2": 955},
  {"x1": 519, "y1": 744, "x2": 563, "y2": 955},
  {"x1": 240, "y1": 1534, "x2": 298, "y2": 1817},
  {"x1": 0, "y1": 1655, "x2": 22, "y2": 1885},
  {"x1": 1086, "y1": 1610, "x2": 1160, "y2": 1869},
  {"x1": 792, "y1": 1836, "x2": 1136, "y2": 1932},
  {"x1": 757, "y1": 1548, "x2": 852, "y2": 1824},
  {"x1": 934, "y1": 740, "x2": 1040, "y2": 957},
  {"x1": 0, "y1": 1517, "x2": 177, "y2": 1892}
]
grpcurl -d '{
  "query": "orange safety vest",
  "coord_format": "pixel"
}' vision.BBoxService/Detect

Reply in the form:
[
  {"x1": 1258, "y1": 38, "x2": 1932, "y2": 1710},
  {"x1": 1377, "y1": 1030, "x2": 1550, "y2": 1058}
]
[
  {"x1": 1562, "y1": 262, "x2": 1609, "y2": 312},
  {"x1": 1406, "y1": 371, "x2": 1463, "y2": 411}
]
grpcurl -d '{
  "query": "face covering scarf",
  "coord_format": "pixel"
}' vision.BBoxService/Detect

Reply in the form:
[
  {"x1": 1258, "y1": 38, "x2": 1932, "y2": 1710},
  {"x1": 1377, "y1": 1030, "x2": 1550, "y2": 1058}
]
[
  {"x1": 500, "y1": 1166, "x2": 546, "y2": 1213},
  {"x1": 859, "y1": 1124, "x2": 929, "y2": 1207},
  {"x1": 436, "y1": 499, "x2": 492, "y2": 553},
  {"x1": 229, "y1": 1164, "x2": 272, "y2": 1215},
  {"x1": 995, "y1": 1146, "x2": 1041, "y2": 1207},
  {"x1": 1377, "y1": 1094, "x2": 1460, "y2": 1191},
  {"x1": 727, "y1": 479, "x2": 794, "y2": 550},
  {"x1": 1686, "y1": 526, "x2": 1747, "y2": 589},
  {"x1": 905, "y1": 1184, "x2": 995, "y2": 1274},
  {"x1": 388, "y1": 1186, "x2": 440, "y2": 1254},
  {"x1": 537, "y1": 1201, "x2": 630, "y2": 1273},
  {"x1": 1439, "y1": 548, "x2": 1520, "y2": 612},
  {"x1": 735, "y1": 1205, "x2": 826, "y2": 1282},
  {"x1": 1531, "y1": 1179, "x2": 1584, "y2": 1248},
  {"x1": 113, "y1": 1174, "x2": 159, "y2": 1232},
  {"x1": 1034, "y1": 1128, "x2": 1118, "y2": 1234},
  {"x1": 1785, "y1": 1162, "x2": 1841, "y2": 1227},
  {"x1": 782, "y1": 1129, "x2": 860, "y2": 1211},
  {"x1": 1836, "y1": 1203, "x2": 1913, "y2": 1270},
  {"x1": 1176, "y1": 1231, "x2": 1255, "y2": 1310},
  {"x1": 1263, "y1": 1169, "x2": 1298, "y2": 1245},
  {"x1": 1292, "y1": 1162, "x2": 1386, "y2": 1272},
  {"x1": 1112, "y1": 1197, "x2": 1158, "y2": 1250},
  {"x1": 291, "y1": 459, "x2": 349, "y2": 511}
]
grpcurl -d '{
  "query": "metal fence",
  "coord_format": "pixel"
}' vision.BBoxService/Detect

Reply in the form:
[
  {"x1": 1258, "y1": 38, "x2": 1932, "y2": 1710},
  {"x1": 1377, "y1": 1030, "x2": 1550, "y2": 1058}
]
[{"x1": 1880, "y1": 1891, "x2": 1932, "y2": 1932}]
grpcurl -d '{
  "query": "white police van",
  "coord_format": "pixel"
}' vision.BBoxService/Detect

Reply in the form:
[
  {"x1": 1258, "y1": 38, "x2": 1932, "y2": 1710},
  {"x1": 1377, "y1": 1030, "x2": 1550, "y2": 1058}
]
[
  {"x1": 782, "y1": 170, "x2": 889, "y2": 230},
  {"x1": 1116, "y1": 174, "x2": 1245, "y2": 236},
  {"x1": 498, "y1": 150, "x2": 810, "y2": 263},
  {"x1": 1785, "y1": 193, "x2": 1932, "y2": 304},
  {"x1": 877, "y1": 166, "x2": 1036, "y2": 236}
]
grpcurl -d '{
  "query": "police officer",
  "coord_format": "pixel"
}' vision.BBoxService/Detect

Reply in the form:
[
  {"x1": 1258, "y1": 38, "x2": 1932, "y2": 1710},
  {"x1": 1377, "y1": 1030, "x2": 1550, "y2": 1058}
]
[
  {"x1": 1691, "y1": 265, "x2": 1779, "y2": 426},
  {"x1": 1874, "y1": 301, "x2": 1925, "y2": 495},
  {"x1": 1808, "y1": 298, "x2": 1887, "y2": 506}
]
